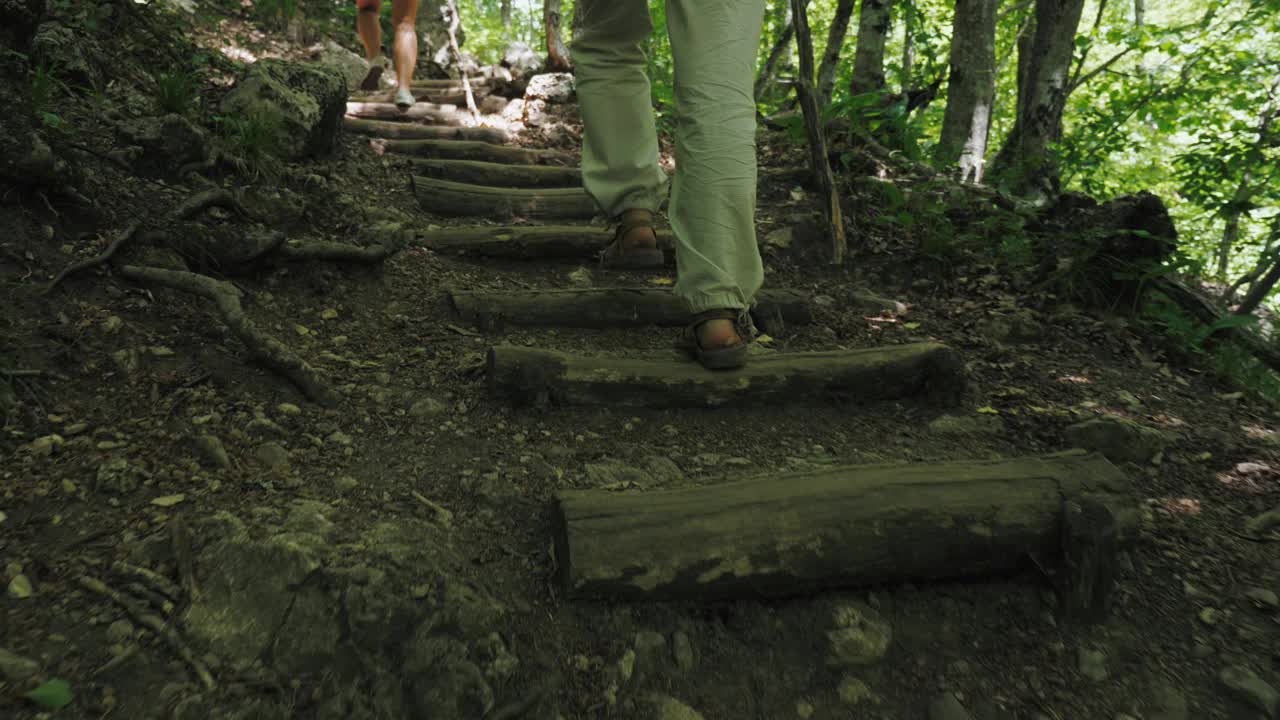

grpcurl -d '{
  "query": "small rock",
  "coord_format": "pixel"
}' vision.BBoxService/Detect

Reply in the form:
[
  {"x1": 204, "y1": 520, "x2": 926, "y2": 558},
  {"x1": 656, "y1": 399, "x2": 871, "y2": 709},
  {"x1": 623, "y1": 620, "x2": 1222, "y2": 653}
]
[
  {"x1": 763, "y1": 227, "x2": 794, "y2": 249},
  {"x1": 525, "y1": 72, "x2": 575, "y2": 103},
  {"x1": 1198, "y1": 607, "x2": 1221, "y2": 626},
  {"x1": 501, "y1": 41, "x2": 541, "y2": 75},
  {"x1": 641, "y1": 693, "x2": 705, "y2": 720},
  {"x1": 929, "y1": 692, "x2": 974, "y2": 720},
  {"x1": 326, "y1": 431, "x2": 353, "y2": 446},
  {"x1": 96, "y1": 458, "x2": 146, "y2": 494},
  {"x1": 826, "y1": 602, "x2": 892, "y2": 667},
  {"x1": 617, "y1": 649, "x2": 636, "y2": 684},
  {"x1": 585, "y1": 461, "x2": 652, "y2": 489},
  {"x1": 409, "y1": 397, "x2": 447, "y2": 418},
  {"x1": 567, "y1": 267, "x2": 593, "y2": 288},
  {"x1": 333, "y1": 475, "x2": 359, "y2": 494},
  {"x1": 276, "y1": 403, "x2": 302, "y2": 416},
  {"x1": 671, "y1": 631, "x2": 695, "y2": 671},
  {"x1": 194, "y1": 435, "x2": 231, "y2": 469},
  {"x1": 1077, "y1": 647, "x2": 1108, "y2": 681},
  {"x1": 837, "y1": 676, "x2": 876, "y2": 705},
  {"x1": 796, "y1": 700, "x2": 815, "y2": 718},
  {"x1": 7, "y1": 574, "x2": 33, "y2": 599},
  {"x1": 1244, "y1": 587, "x2": 1278, "y2": 611},
  {"x1": 1217, "y1": 665, "x2": 1279, "y2": 719},
  {"x1": 30, "y1": 434, "x2": 65, "y2": 456},
  {"x1": 633, "y1": 630, "x2": 667, "y2": 677},
  {"x1": 246, "y1": 417, "x2": 287, "y2": 438},
  {"x1": 0, "y1": 647, "x2": 39, "y2": 681},
  {"x1": 1064, "y1": 416, "x2": 1170, "y2": 464},
  {"x1": 64, "y1": 422, "x2": 89, "y2": 436},
  {"x1": 642, "y1": 456, "x2": 684, "y2": 485},
  {"x1": 106, "y1": 619, "x2": 134, "y2": 643},
  {"x1": 253, "y1": 442, "x2": 290, "y2": 469}
]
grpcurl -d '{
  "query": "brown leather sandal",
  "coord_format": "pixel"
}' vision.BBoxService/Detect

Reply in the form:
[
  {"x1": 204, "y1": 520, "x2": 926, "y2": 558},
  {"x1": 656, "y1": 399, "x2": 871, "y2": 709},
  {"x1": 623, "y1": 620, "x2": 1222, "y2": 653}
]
[
  {"x1": 679, "y1": 309, "x2": 755, "y2": 370},
  {"x1": 600, "y1": 213, "x2": 664, "y2": 269}
]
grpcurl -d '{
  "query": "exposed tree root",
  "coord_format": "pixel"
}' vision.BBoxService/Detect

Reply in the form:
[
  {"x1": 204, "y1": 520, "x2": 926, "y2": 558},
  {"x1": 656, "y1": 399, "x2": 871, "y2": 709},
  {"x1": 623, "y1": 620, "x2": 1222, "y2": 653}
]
[
  {"x1": 276, "y1": 238, "x2": 406, "y2": 264},
  {"x1": 116, "y1": 265, "x2": 339, "y2": 405},
  {"x1": 78, "y1": 575, "x2": 215, "y2": 691},
  {"x1": 43, "y1": 221, "x2": 141, "y2": 294}
]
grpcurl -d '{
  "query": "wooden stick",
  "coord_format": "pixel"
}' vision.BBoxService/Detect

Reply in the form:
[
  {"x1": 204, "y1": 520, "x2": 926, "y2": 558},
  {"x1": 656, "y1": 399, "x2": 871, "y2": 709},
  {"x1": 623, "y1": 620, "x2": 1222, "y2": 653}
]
[
  {"x1": 487, "y1": 342, "x2": 965, "y2": 409},
  {"x1": 552, "y1": 451, "x2": 1133, "y2": 600},
  {"x1": 790, "y1": 0, "x2": 846, "y2": 264}
]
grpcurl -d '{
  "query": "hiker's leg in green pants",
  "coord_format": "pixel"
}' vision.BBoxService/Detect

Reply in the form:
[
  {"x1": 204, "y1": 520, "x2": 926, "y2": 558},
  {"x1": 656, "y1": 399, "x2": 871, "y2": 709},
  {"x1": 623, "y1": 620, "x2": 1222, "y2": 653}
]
[
  {"x1": 572, "y1": 1, "x2": 668, "y2": 217},
  {"x1": 667, "y1": 0, "x2": 767, "y2": 313}
]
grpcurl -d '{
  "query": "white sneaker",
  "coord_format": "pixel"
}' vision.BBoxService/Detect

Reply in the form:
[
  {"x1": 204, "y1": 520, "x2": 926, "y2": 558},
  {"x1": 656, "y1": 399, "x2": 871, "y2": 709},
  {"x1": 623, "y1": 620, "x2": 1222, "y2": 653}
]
[{"x1": 395, "y1": 87, "x2": 416, "y2": 111}]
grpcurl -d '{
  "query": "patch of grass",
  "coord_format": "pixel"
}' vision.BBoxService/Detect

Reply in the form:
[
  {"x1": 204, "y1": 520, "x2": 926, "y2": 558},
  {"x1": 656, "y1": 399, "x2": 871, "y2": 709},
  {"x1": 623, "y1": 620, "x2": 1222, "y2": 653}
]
[
  {"x1": 30, "y1": 63, "x2": 69, "y2": 130},
  {"x1": 154, "y1": 71, "x2": 199, "y2": 114},
  {"x1": 219, "y1": 104, "x2": 285, "y2": 179}
]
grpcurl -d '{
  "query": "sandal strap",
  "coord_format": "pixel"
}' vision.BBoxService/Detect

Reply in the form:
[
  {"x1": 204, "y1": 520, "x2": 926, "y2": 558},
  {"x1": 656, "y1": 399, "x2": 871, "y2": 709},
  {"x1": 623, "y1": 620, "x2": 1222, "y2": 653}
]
[{"x1": 687, "y1": 308, "x2": 757, "y2": 346}]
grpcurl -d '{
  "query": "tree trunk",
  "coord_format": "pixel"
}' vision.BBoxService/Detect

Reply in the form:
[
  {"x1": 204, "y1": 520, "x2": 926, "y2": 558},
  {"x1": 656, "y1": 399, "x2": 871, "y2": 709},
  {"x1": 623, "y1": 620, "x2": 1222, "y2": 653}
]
[
  {"x1": 988, "y1": 0, "x2": 1088, "y2": 199},
  {"x1": 1133, "y1": 0, "x2": 1144, "y2": 26},
  {"x1": 900, "y1": 0, "x2": 914, "y2": 99},
  {"x1": 816, "y1": 0, "x2": 857, "y2": 106},
  {"x1": 936, "y1": 0, "x2": 998, "y2": 182},
  {"x1": 552, "y1": 451, "x2": 1134, "y2": 603},
  {"x1": 1232, "y1": 252, "x2": 1280, "y2": 320},
  {"x1": 755, "y1": 1, "x2": 797, "y2": 102},
  {"x1": 791, "y1": 0, "x2": 846, "y2": 264},
  {"x1": 849, "y1": 0, "x2": 892, "y2": 95},
  {"x1": 500, "y1": 0, "x2": 511, "y2": 27},
  {"x1": 544, "y1": 0, "x2": 573, "y2": 72}
]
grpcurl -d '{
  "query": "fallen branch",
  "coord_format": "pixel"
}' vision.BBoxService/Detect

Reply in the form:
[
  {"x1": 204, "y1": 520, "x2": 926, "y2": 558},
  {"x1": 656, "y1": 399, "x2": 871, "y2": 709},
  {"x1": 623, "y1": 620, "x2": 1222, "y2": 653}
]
[
  {"x1": 1153, "y1": 277, "x2": 1280, "y2": 376},
  {"x1": 790, "y1": 0, "x2": 846, "y2": 264},
  {"x1": 443, "y1": 0, "x2": 480, "y2": 118},
  {"x1": 276, "y1": 239, "x2": 406, "y2": 264},
  {"x1": 78, "y1": 575, "x2": 215, "y2": 690},
  {"x1": 116, "y1": 265, "x2": 338, "y2": 405}
]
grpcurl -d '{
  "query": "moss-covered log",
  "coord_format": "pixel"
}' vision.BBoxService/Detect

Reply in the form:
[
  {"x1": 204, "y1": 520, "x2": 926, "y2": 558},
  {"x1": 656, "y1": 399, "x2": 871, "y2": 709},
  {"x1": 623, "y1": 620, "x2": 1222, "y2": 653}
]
[
  {"x1": 343, "y1": 117, "x2": 507, "y2": 144},
  {"x1": 487, "y1": 342, "x2": 965, "y2": 408},
  {"x1": 449, "y1": 288, "x2": 812, "y2": 329},
  {"x1": 553, "y1": 451, "x2": 1133, "y2": 601},
  {"x1": 412, "y1": 159, "x2": 582, "y2": 187},
  {"x1": 411, "y1": 176, "x2": 597, "y2": 220},
  {"x1": 420, "y1": 225, "x2": 671, "y2": 261}
]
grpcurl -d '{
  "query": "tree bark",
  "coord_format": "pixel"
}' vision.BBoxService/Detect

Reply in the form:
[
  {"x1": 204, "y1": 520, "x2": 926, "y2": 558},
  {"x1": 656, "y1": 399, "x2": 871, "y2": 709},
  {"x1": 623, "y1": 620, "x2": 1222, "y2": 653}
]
[
  {"x1": 500, "y1": 0, "x2": 512, "y2": 27},
  {"x1": 988, "y1": 0, "x2": 1088, "y2": 199},
  {"x1": 791, "y1": 0, "x2": 846, "y2": 264},
  {"x1": 1133, "y1": 0, "x2": 1144, "y2": 26},
  {"x1": 936, "y1": 0, "x2": 999, "y2": 182},
  {"x1": 1232, "y1": 253, "x2": 1280, "y2": 321},
  {"x1": 487, "y1": 342, "x2": 965, "y2": 409},
  {"x1": 849, "y1": 0, "x2": 893, "y2": 95},
  {"x1": 755, "y1": 0, "x2": 797, "y2": 103},
  {"x1": 552, "y1": 451, "x2": 1134, "y2": 602},
  {"x1": 411, "y1": 176, "x2": 597, "y2": 220},
  {"x1": 544, "y1": 0, "x2": 573, "y2": 71},
  {"x1": 816, "y1": 0, "x2": 857, "y2": 106},
  {"x1": 900, "y1": 0, "x2": 915, "y2": 99}
]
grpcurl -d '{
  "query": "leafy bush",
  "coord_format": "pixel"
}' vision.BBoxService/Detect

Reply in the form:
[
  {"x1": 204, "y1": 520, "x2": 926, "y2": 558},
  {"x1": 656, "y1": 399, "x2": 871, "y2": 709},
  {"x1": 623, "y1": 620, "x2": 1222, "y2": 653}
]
[{"x1": 154, "y1": 71, "x2": 199, "y2": 114}]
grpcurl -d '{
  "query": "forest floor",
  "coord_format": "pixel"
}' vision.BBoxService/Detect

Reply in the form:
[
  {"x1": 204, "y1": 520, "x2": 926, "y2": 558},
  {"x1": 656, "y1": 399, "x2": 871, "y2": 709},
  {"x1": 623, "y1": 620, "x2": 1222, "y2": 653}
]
[{"x1": 1, "y1": 3, "x2": 1278, "y2": 720}]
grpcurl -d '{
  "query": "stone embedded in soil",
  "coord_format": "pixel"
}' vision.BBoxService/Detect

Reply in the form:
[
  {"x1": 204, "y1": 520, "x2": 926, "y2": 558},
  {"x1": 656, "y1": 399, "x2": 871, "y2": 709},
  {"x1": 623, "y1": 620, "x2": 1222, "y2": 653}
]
[
  {"x1": 1077, "y1": 647, "x2": 1108, "y2": 681},
  {"x1": 6, "y1": 573, "x2": 33, "y2": 599},
  {"x1": 567, "y1": 266, "x2": 593, "y2": 288},
  {"x1": 409, "y1": 397, "x2": 448, "y2": 418},
  {"x1": 929, "y1": 692, "x2": 974, "y2": 720},
  {"x1": 632, "y1": 630, "x2": 668, "y2": 678},
  {"x1": 0, "y1": 647, "x2": 39, "y2": 681},
  {"x1": 96, "y1": 458, "x2": 147, "y2": 494},
  {"x1": 30, "y1": 434, "x2": 64, "y2": 456},
  {"x1": 671, "y1": 631, "x2": 695, "y2": 672},
  {"x1": 253, "y1": 442, "x2": 290, "y2": 470},
  {"x1": 1064, "y1": 416, "x2": 1170, "y2": 464},
  {"x1": 1244, "y1": 587, "x2": 1278, "y2": 611},
  {"x1": 525, "y1": 72, "x2": 575, "y2": 103},
  {"x1": 837, "y1": 676, "x2": 877, "y2": 705},
  {"x1": 219, "y1": 59, "x2": 346, "y2": 160},
  {"x1": 193, "y1": 435, "x2": 231, "y2": 469},
  {"x1": 584, "y1": 461, "x2": 653, "y2": 489},
  {"x1": 106, "y1": 619, "x2": 135, "y2": 643},
  {"x1": 1217, "y1": 665, "x2": 1279, "y2": 719},
  {"x1": 641, "y1": 693, "x2": 705, "y2": 720},
  {"x1": 826, "y1": 602, "x2": 892, "y2": 667}
]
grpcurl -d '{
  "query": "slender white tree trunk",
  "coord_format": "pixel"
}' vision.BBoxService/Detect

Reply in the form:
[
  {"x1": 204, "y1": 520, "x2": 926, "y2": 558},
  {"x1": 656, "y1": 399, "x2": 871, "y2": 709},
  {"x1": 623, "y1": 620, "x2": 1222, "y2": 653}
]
[
  {"x1": 937, "y1": 0, "x2": 998, "y2": 182},
  {"x1": 850, "y1": 0, "x2": 892, "y2": 95}
]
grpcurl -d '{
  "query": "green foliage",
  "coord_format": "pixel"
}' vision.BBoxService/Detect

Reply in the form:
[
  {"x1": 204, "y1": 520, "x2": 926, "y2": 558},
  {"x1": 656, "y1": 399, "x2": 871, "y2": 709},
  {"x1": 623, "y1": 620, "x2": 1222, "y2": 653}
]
[
  {"x1": 154, "y1": 71, "x2": 200, "y2": 114},
  {"x1": 255, "y1": 0, "x2": 300, "y2": 30},
  {"x1": 218, "y1": 105, "x2": 285, "y2": 179},
  {"x1": 30, "y1": 63, "x2": 69, "y2": 130},
  {"x1": 25, "y1": 679, "x2": 73, "y2": 710}
]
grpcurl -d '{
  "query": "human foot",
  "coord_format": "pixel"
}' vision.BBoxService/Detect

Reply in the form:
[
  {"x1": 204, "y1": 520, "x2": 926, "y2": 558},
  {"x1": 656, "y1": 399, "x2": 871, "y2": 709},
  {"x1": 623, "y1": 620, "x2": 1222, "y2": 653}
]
[
  {"x1": 600, "y1": 209, "x2": 663, "y2": 269},
  {"x1": 684, "y1": 310, "x2": 753, "y2": 370},
  {"x1": 360, "y1": 58, "x2": 385, "y2": 91},
  {"x1": 395, "y1": 86, "x2": 416, "y2": 111}
]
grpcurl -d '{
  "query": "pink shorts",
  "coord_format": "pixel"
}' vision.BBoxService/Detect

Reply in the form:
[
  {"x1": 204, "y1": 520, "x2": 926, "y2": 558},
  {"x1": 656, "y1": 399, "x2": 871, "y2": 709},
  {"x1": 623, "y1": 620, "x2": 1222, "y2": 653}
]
[{"x1": 357, "y1": 0, "x2": 380, "y2": 11}]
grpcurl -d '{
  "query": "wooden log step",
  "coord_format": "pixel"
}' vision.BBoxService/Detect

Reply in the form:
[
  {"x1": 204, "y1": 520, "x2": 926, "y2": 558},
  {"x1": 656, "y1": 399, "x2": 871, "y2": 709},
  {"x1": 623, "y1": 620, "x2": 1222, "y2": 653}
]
[
  {"x1": 343, "y1": 117, "x2": 507, "y2": 144},
  {"x1": 449, "y1": 288, "x2": 813, "y2": 329},
  {"x1": 420, "y1": 225, "x2": 673, "y2": 261},
  {"x1": 345, "y1": 101, "x2": 468, "y2": 125},
  {"x1": 380, "y1": 139, "x2": 572, "y2": 166},
  {"x1": 411, "y1": 176, "x2": 597, "y2": 220},
  {"x1": 412, "y1": 159, "x2": 582, "y2": 188},
  {"x1": 411, "y1": 78, "x2": 492, "y2": 90},
  {"x1": 552, "y1": 450, "x2": 1134, "y2": 603},
  {"x1": 487, "y1": 342, "x2": 965, "y2": 409},
  {"x1": 352, "y1": 88, "x2": 490, "y2": 106}
]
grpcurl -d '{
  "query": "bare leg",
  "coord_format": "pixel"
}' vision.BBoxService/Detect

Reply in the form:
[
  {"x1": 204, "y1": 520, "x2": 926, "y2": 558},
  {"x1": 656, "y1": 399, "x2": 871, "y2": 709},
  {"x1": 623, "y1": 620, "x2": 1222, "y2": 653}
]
[
  {"x1": 356, "y1": 4, "x2": 382, "y2": 61},
  {"x1": 391, "y1": 0, "x2": 419, "y2": 91}
]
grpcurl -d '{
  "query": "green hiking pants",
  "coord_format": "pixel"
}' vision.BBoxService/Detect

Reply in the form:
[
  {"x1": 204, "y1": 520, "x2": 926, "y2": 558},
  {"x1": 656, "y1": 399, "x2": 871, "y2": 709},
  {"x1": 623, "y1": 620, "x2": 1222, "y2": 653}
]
[{"x1": 573, "y1": 0, "x2": 767, "y2": 313}]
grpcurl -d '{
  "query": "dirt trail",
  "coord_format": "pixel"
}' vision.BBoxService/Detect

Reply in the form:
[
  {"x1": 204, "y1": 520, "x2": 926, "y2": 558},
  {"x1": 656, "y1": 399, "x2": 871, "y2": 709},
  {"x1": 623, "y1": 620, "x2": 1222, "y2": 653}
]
[{"x1": 2, "y1": 12, "x2": 1279, "y2": 720}]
